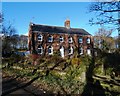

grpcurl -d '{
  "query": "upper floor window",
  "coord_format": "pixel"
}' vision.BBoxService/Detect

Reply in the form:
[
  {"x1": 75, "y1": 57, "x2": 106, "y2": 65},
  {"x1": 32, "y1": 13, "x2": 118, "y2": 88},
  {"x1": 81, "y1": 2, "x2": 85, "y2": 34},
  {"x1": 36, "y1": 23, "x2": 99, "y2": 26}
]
[
  {"x1": 59, "y1": 36, "x2": 64, "y2": 42},
  {"x1": 38, "y1": 45, "x2": 43, "y2": 54},
  {"x1": 78, "y1": 37, "x2": 83, "y2": 43},
  {"x1": 38, "y1": 34, "x2": 43, "y2": 41},
  {"x1": 48, "y1": 35, "x2": 53, "y2": 42},
  {"x1": 79, "y1": 47, "x2": 83, "y2": 55},
  {"x1": 87, "y1": 38, "x2": 90, "y2": 44},
  {"x1": 48, "y1": 46, "x2": 53, "y2": 55},
  {"x1": 68, "y1": 37, "x2": 73, "y2": 43},
  {"x1": 68, "y1": 46, "x2": 73, "y2": 55}
]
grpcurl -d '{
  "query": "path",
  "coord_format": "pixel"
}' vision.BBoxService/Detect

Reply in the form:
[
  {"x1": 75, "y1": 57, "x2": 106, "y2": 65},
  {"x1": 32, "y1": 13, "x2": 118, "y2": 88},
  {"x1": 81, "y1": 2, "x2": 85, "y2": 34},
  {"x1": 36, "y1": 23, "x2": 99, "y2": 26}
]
[{"x1": 2, "y1": 75, "x2": 48, "y2": 96}]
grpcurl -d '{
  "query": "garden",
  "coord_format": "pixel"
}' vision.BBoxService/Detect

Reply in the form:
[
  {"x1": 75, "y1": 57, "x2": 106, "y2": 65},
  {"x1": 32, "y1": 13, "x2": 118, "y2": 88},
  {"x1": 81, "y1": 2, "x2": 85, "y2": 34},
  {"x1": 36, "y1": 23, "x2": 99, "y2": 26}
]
[{"x1": 2, "y1": 51, "x2": 120, "y2": 95}]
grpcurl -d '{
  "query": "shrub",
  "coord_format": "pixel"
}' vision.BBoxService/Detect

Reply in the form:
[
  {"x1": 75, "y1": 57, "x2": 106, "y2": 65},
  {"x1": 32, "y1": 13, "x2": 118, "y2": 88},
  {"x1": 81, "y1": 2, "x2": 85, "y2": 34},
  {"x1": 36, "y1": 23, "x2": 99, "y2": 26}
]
[
  {"x1": 71, "y1": 58, "x2": 80, "y2": 65},
  {"x1": 80, "y1": 55, "x2": 92, "y2": 66}
]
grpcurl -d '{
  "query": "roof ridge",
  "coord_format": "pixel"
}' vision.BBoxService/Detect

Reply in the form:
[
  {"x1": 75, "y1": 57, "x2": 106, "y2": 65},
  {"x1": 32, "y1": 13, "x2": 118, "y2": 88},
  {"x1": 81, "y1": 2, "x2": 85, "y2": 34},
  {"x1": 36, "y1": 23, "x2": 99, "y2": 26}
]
[
  {"x1": 30, "y1": 23, "x2": 91, "y2": 35},
  {"x1": 31, "y1": 23, "x2": 86, "y2": 30}
]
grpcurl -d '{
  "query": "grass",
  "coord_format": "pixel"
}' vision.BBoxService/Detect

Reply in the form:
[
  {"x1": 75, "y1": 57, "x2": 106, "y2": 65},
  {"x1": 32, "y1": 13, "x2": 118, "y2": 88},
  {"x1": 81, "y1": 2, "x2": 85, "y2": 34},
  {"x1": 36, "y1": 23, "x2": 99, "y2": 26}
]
[{"x1": 2, "y1": 55, "x2": 120, "y2": 95}]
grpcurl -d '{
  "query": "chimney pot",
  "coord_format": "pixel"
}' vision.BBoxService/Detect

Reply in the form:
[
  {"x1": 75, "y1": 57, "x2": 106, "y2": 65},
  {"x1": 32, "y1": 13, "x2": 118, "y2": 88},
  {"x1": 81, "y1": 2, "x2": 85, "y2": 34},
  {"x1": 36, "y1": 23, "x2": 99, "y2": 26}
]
[{"x1": 64, "y1": 19, "x2": 70, "y2": 29}]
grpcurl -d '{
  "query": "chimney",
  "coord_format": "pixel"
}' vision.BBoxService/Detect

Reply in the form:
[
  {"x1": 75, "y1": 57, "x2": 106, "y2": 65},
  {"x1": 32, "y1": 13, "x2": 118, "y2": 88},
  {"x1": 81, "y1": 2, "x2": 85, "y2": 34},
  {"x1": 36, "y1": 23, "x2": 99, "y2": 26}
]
[{"x1": 64, "y1": 19, "x2": 70, "y2": 29}]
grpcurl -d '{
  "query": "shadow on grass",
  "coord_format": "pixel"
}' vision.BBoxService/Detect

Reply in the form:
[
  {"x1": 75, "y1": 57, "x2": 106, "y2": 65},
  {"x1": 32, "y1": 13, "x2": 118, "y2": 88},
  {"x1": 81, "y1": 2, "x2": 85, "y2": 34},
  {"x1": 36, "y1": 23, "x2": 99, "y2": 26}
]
[
  {"x1": 2, "y1": 75, "x2": 40, "y2": 96},
  {"x1": 45, "y1": 59, "x2": 65, "y2": 76},
  {"x1": 82, "y1": 57, "x2": 106, "y2": 96},
  {"x1": 2, "y1": 75, "x2": 20, "y2": 84},
  {"x1": 82, "y1": 51, "x2": 120, "y2": 96},
  {"x1": 94, "y1": 75, "x2": 120, "y2": 86}
]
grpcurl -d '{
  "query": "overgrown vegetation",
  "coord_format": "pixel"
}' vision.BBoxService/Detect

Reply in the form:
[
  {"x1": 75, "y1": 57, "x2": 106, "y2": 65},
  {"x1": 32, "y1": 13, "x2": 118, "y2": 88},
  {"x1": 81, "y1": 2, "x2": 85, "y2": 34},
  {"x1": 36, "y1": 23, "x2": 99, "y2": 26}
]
[{"x1": 2, "y1": 50, "x2": 120, "y2": 95}]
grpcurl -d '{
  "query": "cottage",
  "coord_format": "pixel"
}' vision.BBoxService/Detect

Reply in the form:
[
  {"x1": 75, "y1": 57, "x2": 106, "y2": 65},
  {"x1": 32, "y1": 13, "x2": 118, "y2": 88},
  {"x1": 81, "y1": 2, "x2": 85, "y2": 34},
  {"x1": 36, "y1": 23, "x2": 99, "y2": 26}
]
[{"x1": 28, "y1": 19, "x2": 93, "y2": 58}]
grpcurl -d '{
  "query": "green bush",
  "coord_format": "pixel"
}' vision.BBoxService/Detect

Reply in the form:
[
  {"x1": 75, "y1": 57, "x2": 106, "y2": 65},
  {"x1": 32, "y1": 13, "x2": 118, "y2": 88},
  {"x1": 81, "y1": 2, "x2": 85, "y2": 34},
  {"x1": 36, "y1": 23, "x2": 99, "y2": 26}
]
[
  {"x1": 71, "y1": 58, "x2": 80, "y2": 65},
  {"x1": 94, "y1": 65, "x2": 104, "y2": 75}
]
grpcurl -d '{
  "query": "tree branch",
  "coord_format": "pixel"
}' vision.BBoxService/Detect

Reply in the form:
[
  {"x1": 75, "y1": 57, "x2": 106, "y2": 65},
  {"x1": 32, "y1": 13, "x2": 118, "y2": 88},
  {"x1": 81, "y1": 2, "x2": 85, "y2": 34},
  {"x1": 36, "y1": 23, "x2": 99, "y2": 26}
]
[{"x1": 104, "y1": 10, "x2": 120, "y2": 12}]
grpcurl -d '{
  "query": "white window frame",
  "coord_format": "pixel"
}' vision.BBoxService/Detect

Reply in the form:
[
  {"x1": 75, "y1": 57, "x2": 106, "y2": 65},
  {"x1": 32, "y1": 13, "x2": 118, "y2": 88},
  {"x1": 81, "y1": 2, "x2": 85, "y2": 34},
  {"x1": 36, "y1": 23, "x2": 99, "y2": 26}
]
[
  {"x1": 38, "y1": 45, "x2": 43, "y2": 54},
  {"x1": 38, "y1": 34, "x2": 43, "y2": 41},
  {"x1": 79, "y1": 47, "x2": 83, "y2": 55},
  {"x1": 68, "y1": 37, "x2": 73, "y2": 43},
  {"x1": 79, "y1": 37, "x2": 83, "y2": 43},
  {"x1": 68, "y1": 46, "x2": 73, "y2": 55},
  {"x1": 48, "y1": 35, "x2": 53, "y2": 42},
  {"x1": 59, "y1": 36, "x2": 64, "y2": 42},
  {"x1": 48, "y1": 46, "x2": 53, "y2": 55},
  {"x1": 87, "y1": 38, "x2": 90, "y2": 44}
]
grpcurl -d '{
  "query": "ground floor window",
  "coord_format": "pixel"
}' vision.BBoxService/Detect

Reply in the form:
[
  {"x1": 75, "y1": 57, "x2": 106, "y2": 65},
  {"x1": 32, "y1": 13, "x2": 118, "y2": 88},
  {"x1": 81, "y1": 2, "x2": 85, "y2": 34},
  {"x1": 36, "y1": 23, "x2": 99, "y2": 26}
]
[
  {"x1": 38, "y1": 45, "x2": 43, "y2": 54},
  {"x1": 68, "y1": 46, "x2": 73, "y2": 55},
  {"x1": 79, "y1": 47, "x2": 83, "y2": 55},
  {"x1": 48, "y1": 46, "x2": 53, "y2": 55}
]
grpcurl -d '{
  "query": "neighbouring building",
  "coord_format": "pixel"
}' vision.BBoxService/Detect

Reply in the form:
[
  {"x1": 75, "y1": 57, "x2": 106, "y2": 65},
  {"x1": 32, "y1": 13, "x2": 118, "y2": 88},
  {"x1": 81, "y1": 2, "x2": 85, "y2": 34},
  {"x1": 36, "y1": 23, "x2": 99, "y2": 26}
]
[
  {"x1": 19, "y1": 35, "x2": 28, "y2": 49},
  {"x1": 28, "y1": 19, "x2": 94, "y2": 58}
]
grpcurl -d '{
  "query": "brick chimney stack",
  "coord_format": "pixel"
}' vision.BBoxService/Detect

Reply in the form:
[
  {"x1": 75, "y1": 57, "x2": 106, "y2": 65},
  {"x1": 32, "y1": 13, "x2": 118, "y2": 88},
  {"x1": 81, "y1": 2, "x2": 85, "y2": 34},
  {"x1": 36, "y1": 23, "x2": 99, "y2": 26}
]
[{"x1": 64, "y1": 19, "x2": 70, "y2": 29}]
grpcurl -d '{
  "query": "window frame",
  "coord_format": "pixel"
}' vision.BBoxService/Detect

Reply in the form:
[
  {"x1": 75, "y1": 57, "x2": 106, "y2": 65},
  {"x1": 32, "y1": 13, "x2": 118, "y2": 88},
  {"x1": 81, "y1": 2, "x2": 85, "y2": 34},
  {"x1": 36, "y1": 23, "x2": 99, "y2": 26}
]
[
  {"x1": 48, "y1": 35, "x2": 53, "y2": 42},
  {"x1": 48, "y1": 46, "x2": 53, "y2": 55},
  {"x1": 59, "y1": 36, "x2": 64, "y2": 42},
  {"x1": 38, "y1": 45, "x2": 43, "y2": 54},
  {"x1": 38, "y1": 34, "x2": 43, "y2": 42},
  {"x1": 68, "y1": 37, "x2": 73, "y2": 43},
  {"x1": 79, "y1": 47, "x2": 83, "y2": 55},
  {"x1": 68, "y1": 46, "x2": 73, "y2": 55},
  {"x1": 78, "y1": 37, "x2": 83, "y2": 43},
  {"x1": 87, "y1": 38, "x2": 91, "y2": 44}
]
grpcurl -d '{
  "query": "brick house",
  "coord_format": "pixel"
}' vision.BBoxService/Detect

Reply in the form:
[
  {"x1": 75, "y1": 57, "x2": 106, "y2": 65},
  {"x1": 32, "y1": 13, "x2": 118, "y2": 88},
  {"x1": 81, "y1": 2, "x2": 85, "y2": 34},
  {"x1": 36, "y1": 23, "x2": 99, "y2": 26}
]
[{"x1": 28, "y1": 19, "x2": 93, "y2": 58}]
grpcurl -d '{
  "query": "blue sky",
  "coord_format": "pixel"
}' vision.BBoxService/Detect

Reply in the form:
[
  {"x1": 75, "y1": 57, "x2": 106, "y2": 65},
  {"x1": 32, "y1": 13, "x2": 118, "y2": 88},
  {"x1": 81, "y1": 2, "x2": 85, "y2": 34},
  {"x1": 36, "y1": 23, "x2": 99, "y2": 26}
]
[{"x1": 2, "y1": 2, "x2": 118, "y2": 36}]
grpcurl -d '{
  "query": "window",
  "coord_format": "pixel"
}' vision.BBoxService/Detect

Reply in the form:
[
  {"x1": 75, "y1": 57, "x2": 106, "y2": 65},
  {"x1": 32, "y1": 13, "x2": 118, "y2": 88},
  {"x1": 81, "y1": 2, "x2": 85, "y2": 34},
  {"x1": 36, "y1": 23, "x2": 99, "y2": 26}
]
[
  {"x1": 48, "y1": 35, "x2": 53, "y2": 42},
  {"x1": 87, "y1": 38, "x2": 90, "y2": 44},
  {"x1": 38, "y1": 45, "x2": 43, "y2": 54},
  {"x1": 38, "y1": 34, "x2": 43, "y2": 41},
  {"x1": 68, "y1": 46, "x2": 73, "y2": 55},
  {"x1": 79, "y1": 37, "x2": 83, "y2": 43},
  {"x1": 87, "y1": 48, "x2": 91, "y2": 56},
  {"x1": 79, "y1": 47, "x2": 83, "y2": 55},
  {"x1": 59, "y1": 36, "x2": 64, "y2": 42},
  {"x1": 68, "y1": 37, "x2": 73, "y2": 43},
  {"x1": 48, "y1": 46, "x2": 53, "y2": 55}
]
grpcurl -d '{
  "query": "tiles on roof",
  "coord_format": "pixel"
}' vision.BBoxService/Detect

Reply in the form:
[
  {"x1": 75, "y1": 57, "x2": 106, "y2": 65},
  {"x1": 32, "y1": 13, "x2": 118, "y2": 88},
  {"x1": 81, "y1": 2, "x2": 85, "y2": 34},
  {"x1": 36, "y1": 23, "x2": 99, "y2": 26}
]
[{"x1": 30, "y1": 24, "x2": 91, "y2": 35}]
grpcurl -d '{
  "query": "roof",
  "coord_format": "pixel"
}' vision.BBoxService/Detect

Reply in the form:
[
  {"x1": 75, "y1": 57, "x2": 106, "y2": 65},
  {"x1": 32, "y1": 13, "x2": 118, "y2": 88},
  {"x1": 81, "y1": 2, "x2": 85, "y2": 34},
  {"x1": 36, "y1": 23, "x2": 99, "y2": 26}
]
[{"x1": 30, "y1": 23, "x2": 91, "y2": 35}]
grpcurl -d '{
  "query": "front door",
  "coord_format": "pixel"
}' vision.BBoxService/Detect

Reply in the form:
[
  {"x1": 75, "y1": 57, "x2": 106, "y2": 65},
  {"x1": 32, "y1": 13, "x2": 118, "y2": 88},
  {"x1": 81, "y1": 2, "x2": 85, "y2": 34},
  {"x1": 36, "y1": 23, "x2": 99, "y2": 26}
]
[{"x1": 60, "y1": 46, "x2": 64, "y2": 58}]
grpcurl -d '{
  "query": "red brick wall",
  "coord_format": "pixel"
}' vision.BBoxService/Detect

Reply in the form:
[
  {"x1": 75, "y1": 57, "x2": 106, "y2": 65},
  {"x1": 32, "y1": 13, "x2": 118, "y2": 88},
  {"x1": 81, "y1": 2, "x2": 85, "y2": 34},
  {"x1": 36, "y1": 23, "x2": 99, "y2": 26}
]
[{"x1": 28, "y1": 31, "x2": 94, "y2": 58}]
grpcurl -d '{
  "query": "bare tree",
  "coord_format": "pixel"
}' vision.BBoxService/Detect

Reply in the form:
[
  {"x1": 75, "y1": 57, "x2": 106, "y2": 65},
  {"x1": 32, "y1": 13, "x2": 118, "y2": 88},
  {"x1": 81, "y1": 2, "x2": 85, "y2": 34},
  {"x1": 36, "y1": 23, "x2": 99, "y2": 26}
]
[
  {"x1": 89, "y1": 1, "x2": 120, "y2": 26},
  {"x1": 94, "y1": 28, "x2": 115, "y2": 52},
  {"x1": 88, "y1": 1, "x2": 120, "y2": 47},
  {"x1": 1, "y1": 13, "x2": 18, "y2": 56}
]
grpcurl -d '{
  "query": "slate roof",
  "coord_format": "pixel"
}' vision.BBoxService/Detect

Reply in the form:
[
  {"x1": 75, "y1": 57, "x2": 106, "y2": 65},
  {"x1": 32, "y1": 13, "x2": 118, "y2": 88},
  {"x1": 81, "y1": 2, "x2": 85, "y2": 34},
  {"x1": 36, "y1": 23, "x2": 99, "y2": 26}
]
[{"x1": 30, "y1": 23, "x2": 91, "y2": 35}]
